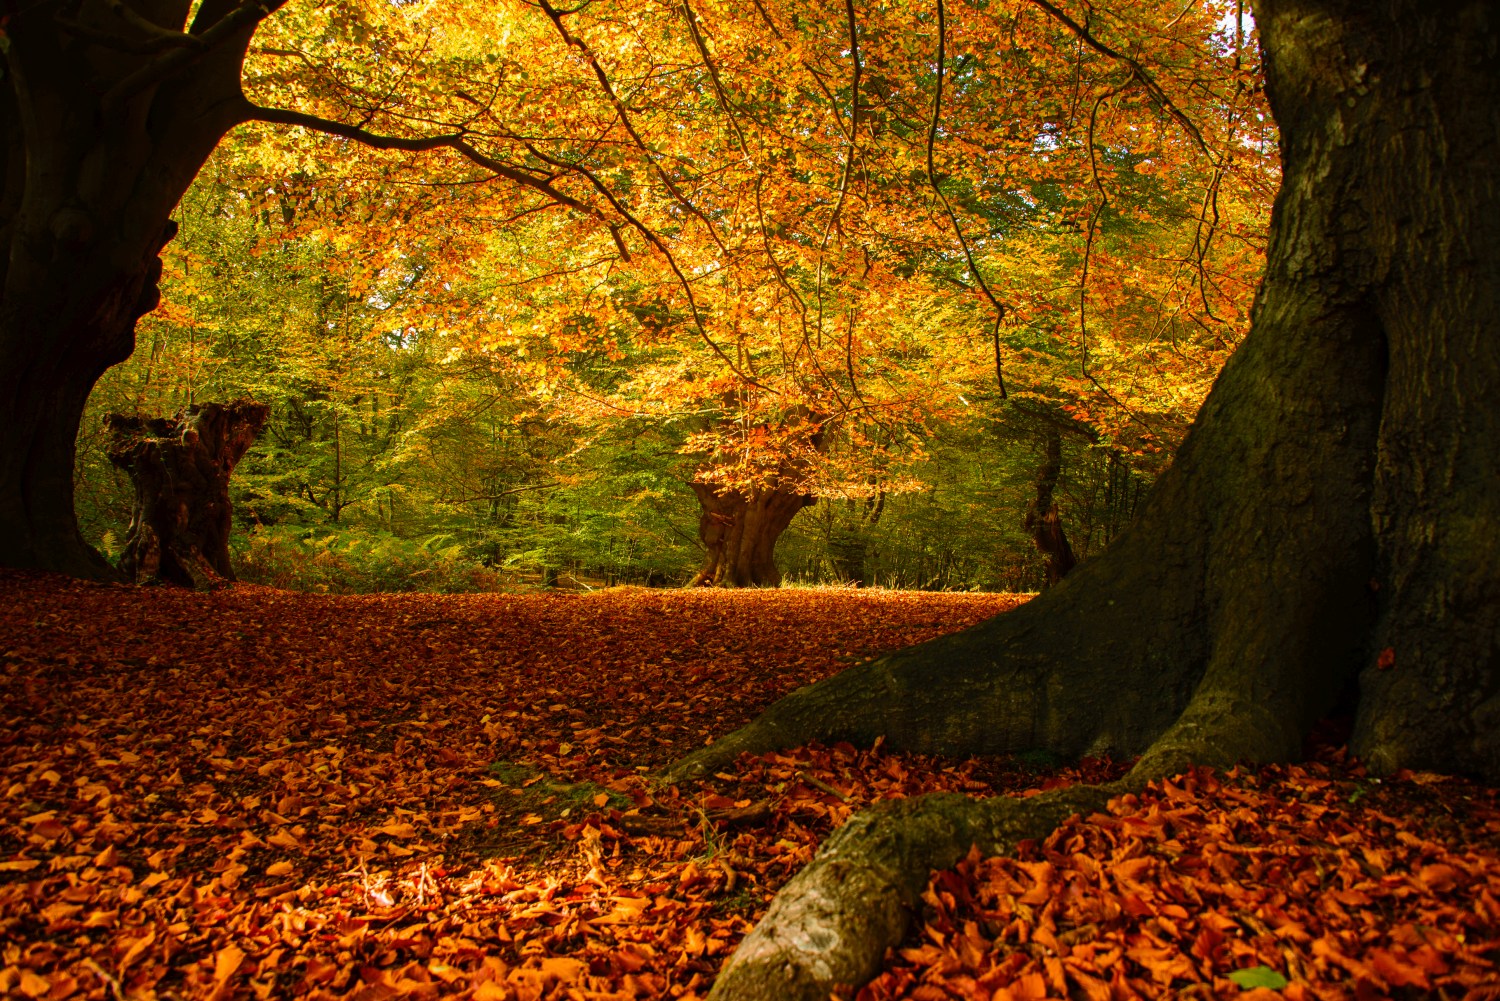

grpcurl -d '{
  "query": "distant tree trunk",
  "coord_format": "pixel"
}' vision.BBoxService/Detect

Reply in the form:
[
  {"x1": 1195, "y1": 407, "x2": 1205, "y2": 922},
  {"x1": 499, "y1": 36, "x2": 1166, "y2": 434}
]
[
  {"x1": 687, "y1": 483, "x2": 814, "y2": 587},
  {"x1": 1022, "y1": 427, "x2": 1076, "y2": 587},
  {"x1": 686, "y1": 407, "x2": 825, "y2": 587},
  {"x1": 829, "y1": 492, "x2": 885, "y2": 586},
  {"x1": 106, "y1": 400, "x2": 269, "y2": 589}
]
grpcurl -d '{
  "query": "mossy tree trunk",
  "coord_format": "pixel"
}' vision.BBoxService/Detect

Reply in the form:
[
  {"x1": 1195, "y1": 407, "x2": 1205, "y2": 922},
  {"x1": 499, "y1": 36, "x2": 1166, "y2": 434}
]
[
  {"x1": 107, "y1": 400, "x2": 269, "y2": 588},
  {"x1": 671, "y1": 1, "x2": 1500, "y2": 995}
]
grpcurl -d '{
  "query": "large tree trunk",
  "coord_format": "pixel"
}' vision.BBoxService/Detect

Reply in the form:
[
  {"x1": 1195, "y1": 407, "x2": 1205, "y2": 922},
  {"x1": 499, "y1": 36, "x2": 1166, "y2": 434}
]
[
  {"x1": 107, "y1": 400, "x2": 269, "y2": 588},
  {"x1": 0, "y1": 2, "x2": 270, "y2": 579},
  {"x1": 674, "y1": 1, "x2": 1499, "y2": 996},
  {"x1": 687, "y1": 482, "x2": 814, "y2": 587}
]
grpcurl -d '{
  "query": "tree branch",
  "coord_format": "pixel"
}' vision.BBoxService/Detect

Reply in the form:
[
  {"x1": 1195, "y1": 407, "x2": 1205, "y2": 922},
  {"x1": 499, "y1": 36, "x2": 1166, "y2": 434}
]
[
  {"x1": 536, "y1": 0, "x2": 729, "y2": 255},
  {"x1": 102, "y1": 0, "x2": 203, "y2": 45},
  {"x1": 521, "y1": 140, "x2": 773, "y2": 394},
  {"x1": 927, "y1": 0, "x2": 1008, "y2": 399},
  {"x1": 1019, "y1": 0, "x2": 1210, "y2": 157},
  {"x1": 678, "y1": 0, "x2": 751, "y2": 159},
  {"x1": 101, "y1": 0, "x2": 287, "y2": 113},
  {"x1": 239, "y1": 101, "x2": 605, "y2": 220}
]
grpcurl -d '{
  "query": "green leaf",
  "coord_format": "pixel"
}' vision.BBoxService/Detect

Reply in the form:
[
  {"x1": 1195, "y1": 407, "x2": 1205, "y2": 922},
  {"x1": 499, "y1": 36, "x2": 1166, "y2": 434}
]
[{"x1": 1228, "y1": 966, "x2": 1289, "y2": 990}]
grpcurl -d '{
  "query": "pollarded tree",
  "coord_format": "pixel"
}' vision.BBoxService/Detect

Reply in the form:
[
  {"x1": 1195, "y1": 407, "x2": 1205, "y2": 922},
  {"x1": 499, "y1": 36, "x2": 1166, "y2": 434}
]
[{"x1": 660, "y1": 0, "x2": 1500, "y2": 996}]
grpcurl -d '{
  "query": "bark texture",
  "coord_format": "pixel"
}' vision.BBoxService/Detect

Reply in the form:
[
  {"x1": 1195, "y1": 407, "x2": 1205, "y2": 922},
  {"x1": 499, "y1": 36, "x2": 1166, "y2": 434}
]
[
  {"x1": 0, "y1": 1, "x2": 275, "y2": 578},
  {"x1": 684, "y1": 1, "x2": 1497, "y2": 997},
  {"x1": 107, "y1": 401, "x2": 269, "y2": 588},
  {"x1": 1022, "y1": 426, "x2": 1076, "y2": 587},
  {"x1": 1345, "y1": 0, "x2": 1500, "y2": 781},
  {"x1": 687, "y1": 482, "x2": 814, "y2": 587}
]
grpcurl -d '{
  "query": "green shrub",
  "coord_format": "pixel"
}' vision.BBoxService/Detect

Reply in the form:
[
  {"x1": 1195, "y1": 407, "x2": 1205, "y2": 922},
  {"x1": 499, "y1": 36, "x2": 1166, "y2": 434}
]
[{"x1": 231, "y1": 525, "x2": 514, "y2": 594}]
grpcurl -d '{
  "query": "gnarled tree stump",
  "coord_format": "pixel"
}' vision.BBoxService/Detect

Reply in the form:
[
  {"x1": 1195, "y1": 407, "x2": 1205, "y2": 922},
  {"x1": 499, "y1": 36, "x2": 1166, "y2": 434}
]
[
  {"x1": 687, "y1": 482, "x2": 815, "y2": 587},
  {"x1": 106, "y1": 400, "x2": 270, "y2": 588}
]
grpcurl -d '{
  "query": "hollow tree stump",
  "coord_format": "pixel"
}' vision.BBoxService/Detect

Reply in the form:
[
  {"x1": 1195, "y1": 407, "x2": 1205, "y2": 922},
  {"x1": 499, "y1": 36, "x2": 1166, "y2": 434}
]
[{"x1": 105, "y1": 400, "x2": 270, "y2": 588}]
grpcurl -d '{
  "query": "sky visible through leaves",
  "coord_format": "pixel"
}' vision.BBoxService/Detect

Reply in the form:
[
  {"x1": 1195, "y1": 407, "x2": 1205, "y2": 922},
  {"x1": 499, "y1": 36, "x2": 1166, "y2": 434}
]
[{"x1": 3, "y1": 573, "x2": 1499, "y2": 999}]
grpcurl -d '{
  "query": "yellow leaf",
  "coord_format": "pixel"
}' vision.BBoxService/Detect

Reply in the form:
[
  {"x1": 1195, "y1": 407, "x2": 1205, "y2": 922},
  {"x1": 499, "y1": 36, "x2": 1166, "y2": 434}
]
[
  {"x1": 538, "y1": 957, "x2": 586, "y2": 985},
  {"x1": 118, "y1": 927, "x2": 157, "y2": 974},
  {"x1": 214, "y1": 943, "x2": 246, "y2": 982},
  {"x1": 267, "y1": 830, "x2": 301, "y2": 849},
  {"x1": 265, "y1": 861, "x2": 294, "y2": 877},
  {"x1": 18, "y1": 970, "x2": 49, "y2": 999}
]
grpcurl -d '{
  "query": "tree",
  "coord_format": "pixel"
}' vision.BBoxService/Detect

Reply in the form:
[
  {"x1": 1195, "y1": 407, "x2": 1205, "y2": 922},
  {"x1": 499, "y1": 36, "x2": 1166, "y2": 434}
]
[
  {"x1": 0, "y1": 0, "x2": 624, "y2": 577},
  {"x1": 685, "y1": 411, "x2": 825, "y2": 587},
  {"x1": 1021, "y1": 421, "x2": 1077, "y2": 587},
  {"x1": 0, "y1": 2, "x2": 258, "y2": 577},
  {"x1": 657, "y1": 0, "x2": 1500, "y2": 996},
  {"x1": 106, "y1": 399, "x2": 268, "y2": 587}
]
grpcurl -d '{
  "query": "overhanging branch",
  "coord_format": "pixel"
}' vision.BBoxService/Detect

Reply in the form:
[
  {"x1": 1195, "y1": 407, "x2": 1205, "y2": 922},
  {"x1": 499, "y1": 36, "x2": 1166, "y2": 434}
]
[
  {"x1": 238, "y1": 100, "x2": 604, "y2": 220},
  {"x1": 101, "y1": 0, "x2": 288, "y2": 113}
]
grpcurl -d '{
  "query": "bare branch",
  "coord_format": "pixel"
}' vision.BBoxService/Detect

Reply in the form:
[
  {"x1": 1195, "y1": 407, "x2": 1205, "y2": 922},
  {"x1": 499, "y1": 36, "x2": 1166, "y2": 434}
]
[{"x1": 441, "y1": 482, "x2": 561, "y2": 504}]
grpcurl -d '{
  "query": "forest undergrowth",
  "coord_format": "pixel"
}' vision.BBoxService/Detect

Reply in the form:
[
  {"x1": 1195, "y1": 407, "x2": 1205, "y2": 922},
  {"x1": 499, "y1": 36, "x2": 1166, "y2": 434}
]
[{"x1": 2, "y1": 572, "x2": 1498, "y2": 1000}]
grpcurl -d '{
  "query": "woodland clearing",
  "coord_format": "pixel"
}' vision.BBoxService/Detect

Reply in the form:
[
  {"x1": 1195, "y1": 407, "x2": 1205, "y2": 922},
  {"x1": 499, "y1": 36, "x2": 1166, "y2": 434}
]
[{"x1": 2, "y1": 573, "x2": 1498, "y2": 1000}]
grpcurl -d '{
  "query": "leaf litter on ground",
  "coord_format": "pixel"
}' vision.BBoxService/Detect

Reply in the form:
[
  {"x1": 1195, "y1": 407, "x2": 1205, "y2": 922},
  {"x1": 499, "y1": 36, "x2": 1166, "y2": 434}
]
[{"x1": 1, "y1": 570, "x2": 1497, "y2": 1000}]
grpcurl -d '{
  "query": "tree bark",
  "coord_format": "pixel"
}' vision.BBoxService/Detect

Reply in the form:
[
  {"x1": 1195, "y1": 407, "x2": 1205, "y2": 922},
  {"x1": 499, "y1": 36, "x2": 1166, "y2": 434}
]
[
  {"x1": 676, "y1": 1, "x2": 1499, "y2": 996},
  {"x1": 1022, "y1": 426, "x2": 1076, "y2": 587},
  {"x1": 106, "y1": 400, "x2": 269, "y2": 588},
  {"x1": 687, "y1": 482, "x2": 814, "y2": 587},
  {"x1": 0, "y1": 1, "x2": 273, "y2": 578}
]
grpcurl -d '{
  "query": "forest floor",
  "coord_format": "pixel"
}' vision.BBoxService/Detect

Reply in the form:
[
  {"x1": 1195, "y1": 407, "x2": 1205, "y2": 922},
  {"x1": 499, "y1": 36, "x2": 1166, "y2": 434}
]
[{"x1": 2, "y1": 571, "x2": 1498, "y2": 1001}]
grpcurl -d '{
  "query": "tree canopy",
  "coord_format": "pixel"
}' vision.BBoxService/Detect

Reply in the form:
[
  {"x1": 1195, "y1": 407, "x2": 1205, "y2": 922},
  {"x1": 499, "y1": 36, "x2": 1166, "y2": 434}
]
[{"x1": 30, "y1": 0, "x2": 1274, "y2": 588}]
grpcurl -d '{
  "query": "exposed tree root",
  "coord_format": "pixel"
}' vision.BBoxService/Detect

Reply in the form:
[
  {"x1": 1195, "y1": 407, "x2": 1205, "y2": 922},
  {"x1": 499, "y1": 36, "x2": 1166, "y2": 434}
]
[
  {"x1": 702, "y1": 686, "x2": 1306, "y2": 1001},
  {"x1": 707, "y1": 785, "x2": 1120, "y2": 1000}
]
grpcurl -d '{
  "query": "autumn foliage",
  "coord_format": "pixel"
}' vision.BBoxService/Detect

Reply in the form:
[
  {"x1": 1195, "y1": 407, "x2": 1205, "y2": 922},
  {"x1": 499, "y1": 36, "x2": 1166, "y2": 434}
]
[{"x1": 3, "y1": 573, "x2": 1499, "y2": 999}]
